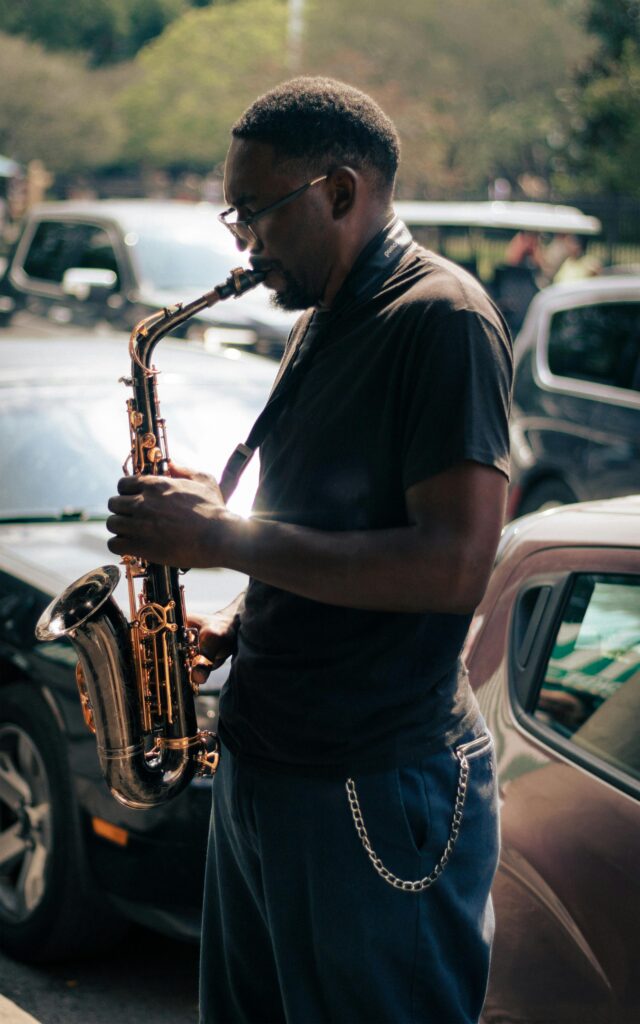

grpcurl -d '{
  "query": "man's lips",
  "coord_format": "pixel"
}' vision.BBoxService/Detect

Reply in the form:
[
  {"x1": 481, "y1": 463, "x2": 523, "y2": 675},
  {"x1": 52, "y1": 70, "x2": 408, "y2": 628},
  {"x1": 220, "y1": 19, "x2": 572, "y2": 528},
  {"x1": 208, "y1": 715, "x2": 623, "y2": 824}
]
[
  {"x1": 250, "y1": 260, "x2": 283, "y2": 287},
  {"x1": 250, "y1": 258, "x2": 277, "y2": 273}
]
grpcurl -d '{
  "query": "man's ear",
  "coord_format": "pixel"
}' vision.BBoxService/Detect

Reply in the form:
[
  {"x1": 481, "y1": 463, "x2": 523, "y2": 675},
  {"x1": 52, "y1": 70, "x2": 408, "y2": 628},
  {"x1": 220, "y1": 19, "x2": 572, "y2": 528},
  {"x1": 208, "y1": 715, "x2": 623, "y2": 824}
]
[{"x1": 328, "y1": 166, "x2": 358, "y2": 220}]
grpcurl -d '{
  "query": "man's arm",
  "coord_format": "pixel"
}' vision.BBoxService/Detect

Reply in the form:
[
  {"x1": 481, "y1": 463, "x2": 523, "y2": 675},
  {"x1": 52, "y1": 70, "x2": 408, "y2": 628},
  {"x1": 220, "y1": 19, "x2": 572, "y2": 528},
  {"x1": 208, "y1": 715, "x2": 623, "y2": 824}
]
[{"x1": 107, "y1": 459, "x2": 506, "y2": 615}]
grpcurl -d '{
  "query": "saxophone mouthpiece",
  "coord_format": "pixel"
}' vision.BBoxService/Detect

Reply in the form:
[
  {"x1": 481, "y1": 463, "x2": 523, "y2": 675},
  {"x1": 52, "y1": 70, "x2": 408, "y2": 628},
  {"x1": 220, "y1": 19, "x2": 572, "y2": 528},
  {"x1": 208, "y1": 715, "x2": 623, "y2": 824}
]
[{"x1": 212, "y1": 267, "x2": 266, "y2": 302}]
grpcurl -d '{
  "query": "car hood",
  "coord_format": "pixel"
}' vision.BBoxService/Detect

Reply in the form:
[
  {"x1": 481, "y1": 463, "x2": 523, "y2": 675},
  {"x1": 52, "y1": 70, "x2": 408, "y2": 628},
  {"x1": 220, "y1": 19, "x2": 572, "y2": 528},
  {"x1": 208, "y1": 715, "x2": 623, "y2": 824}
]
[{"x1": 0, "y1": 521, "x2": 248, "y2": 616}]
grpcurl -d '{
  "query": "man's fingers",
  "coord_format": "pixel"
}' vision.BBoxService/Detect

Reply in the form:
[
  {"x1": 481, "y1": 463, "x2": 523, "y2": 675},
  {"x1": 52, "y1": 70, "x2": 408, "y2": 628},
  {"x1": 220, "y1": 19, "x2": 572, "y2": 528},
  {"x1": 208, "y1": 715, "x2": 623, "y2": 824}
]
[
  {"x1": 191, "y1": 653, "x2": 227, "y2": 686},
  {"x1": 168, "y1": 460, "x2": 219, "y2": 489},
  {"x1": 117, "y1": 475, "x2": 144, "y2": 495},
  {"x1": 106, "y1": 513, "x2": 137, "y2": 536},
  {"x1": 107, "y1": 535, "x2": 136, "y2": 556},
  {"x1": 107, "y1": 494, "x2": 142, "y2": 514},
  {"x1": 192, "y1": 654, "x2": 214, "y2": 686},
  {"x1": 167, "y1": 460, "x2": 194, "y2": 479}
]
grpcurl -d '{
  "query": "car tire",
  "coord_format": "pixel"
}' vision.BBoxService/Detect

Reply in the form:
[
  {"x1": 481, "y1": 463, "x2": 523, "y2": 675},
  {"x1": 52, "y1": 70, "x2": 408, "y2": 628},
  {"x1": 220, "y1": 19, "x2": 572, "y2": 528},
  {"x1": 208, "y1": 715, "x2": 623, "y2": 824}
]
[
  {"x1": 518, "y1": 479, "x2": 577, "y2": 516},
  {"x1": 0, "y1": 682, "x2": 125, "y2": 962}
]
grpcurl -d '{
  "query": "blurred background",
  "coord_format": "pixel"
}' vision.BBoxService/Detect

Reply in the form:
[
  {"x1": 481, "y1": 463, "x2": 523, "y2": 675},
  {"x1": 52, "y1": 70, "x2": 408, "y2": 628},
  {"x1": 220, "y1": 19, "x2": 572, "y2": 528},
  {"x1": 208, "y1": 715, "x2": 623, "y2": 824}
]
[{"x1": 0, "y1": 0, "x2": 639, "y2": 265}]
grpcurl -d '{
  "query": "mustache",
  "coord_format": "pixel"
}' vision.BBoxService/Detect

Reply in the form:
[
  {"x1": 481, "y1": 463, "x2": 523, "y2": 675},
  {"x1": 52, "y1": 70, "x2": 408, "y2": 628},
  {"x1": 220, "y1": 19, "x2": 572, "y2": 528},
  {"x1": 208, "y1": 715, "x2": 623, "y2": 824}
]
[{"x1": 249, "y1": 256, "x2": 280, "y2": 273}]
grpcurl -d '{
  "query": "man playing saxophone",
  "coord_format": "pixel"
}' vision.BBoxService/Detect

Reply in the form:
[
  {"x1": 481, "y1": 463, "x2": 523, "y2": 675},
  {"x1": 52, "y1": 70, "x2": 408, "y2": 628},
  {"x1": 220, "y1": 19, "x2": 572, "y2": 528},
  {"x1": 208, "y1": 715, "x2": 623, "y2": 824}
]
[{"x1": 107, "y1": 78, "x2": 512, "y2": 1024}]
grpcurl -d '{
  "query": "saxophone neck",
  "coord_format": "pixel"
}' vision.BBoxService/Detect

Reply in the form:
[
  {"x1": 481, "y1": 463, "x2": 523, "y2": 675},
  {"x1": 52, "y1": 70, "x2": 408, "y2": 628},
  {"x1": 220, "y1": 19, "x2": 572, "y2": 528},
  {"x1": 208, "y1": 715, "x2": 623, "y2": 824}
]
[{"x1": 129, "y1": 266, "x2": 266, "y2": 373}]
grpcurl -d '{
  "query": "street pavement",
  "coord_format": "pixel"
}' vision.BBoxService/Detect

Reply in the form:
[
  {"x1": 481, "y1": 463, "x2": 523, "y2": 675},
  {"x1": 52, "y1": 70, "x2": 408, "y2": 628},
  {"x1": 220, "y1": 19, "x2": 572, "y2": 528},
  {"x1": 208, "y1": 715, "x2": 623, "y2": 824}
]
[{"x1": 0, "y1": 926, "x2": 199, "y2": 1023}]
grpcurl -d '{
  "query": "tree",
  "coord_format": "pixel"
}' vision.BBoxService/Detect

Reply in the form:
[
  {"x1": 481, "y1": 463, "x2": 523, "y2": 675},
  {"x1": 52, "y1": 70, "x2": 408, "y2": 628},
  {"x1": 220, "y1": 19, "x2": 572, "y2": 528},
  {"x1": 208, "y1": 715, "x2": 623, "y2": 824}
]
[
  {"x1": 554, "y1": 0, "x2": 640, "y2": 196},
  {"x1": 0, "y1": 32, "x2": 127, "y2": 171},
  {"x1": 0, "y1": 0, "x2": 192, "y2": 65},
  {"x1": 119, "y1": 0, "x2": 288, "y2": 170},
  {"x1": 302, "y1": 0, "x2": 592, "y2": 197},
  {"x1": 116, "y1": 0, "x2": 591, "y2": 194}
]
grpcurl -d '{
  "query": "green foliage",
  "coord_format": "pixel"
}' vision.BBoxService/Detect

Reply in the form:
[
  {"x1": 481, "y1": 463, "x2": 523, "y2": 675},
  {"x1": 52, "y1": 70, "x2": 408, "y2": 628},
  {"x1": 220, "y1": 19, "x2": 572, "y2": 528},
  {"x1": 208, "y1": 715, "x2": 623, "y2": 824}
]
[
  {"x1": 0, "y1": 32, "x2": 127, "y2": 171},
  {"x1": 119, "y1": 0, "x2": 288, "y2": 170},
  {"x1": 0, "y1": 0, "x2": 190, "y2": 65},
  {"x1": 584, "y1": 0, "x2": 640, "y2": 61},
  {"x1": 554, "y1": 0, "x2": 640, "y2": 196}
]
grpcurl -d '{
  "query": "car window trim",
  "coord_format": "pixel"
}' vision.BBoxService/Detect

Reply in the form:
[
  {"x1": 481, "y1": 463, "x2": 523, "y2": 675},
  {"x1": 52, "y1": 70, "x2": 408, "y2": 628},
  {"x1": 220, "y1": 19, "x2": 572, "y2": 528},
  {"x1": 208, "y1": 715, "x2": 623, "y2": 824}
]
[
  {"x1": 10, "y1": 216, "x2": 128, "y2": 297},
  {"x1": 509, "y1": 567, "x2": 640, "y2": 802},
  {"x1": 534, "y1": 298, "x2": 640, "y2": 411}
]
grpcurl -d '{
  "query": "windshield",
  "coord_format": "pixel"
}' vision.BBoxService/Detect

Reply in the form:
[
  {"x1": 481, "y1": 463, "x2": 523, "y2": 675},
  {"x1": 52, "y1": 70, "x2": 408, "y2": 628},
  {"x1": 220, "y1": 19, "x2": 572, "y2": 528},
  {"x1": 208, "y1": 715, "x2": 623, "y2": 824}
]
[
  {"x1": 1, "y1": 382, "x2": 262, "y2": 521},
  {"x1": 126, "y1": 227, "x2": 244, "y2": 292}
]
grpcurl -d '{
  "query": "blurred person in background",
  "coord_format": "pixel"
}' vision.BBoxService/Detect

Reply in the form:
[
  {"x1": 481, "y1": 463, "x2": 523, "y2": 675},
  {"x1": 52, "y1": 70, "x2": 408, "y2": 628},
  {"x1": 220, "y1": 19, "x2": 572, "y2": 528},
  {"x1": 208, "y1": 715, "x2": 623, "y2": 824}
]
[
  {"x1": 505, "y1": 229, "x2": 545, "y2": 272},
  {"x1": 554, "y1": 233, "x2": 602, "y2": 282},
  {"x1": 107, "y1": 77, "x2": 512, "y2": 1024}
]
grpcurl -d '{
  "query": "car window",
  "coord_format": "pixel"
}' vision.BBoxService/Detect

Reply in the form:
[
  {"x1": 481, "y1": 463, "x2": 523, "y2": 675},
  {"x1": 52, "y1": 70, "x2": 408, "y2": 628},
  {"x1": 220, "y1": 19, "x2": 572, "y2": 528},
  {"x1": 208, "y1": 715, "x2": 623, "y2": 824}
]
[
  {"x1": 128, "y1": 232, "x2": 237, "y2": 292},
  {"x1": 74, "y1": 226, "x2": 120, "y2": 282},
  {"x1": 22, "y1": 221, "x2": 120, "y2": 285},
  {"x1": 547, "y1": 302, "x2": 640, "y2": 392},
  {"x1": 534, "y1": 573, "x2": 640, "y2": 781}
]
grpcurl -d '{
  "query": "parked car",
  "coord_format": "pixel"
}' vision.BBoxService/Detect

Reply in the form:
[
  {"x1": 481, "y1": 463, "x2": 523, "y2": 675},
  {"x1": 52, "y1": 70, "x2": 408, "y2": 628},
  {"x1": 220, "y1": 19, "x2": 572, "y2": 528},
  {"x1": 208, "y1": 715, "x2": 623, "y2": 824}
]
[
  {"x1": 507, "y1": 273, "x2": 640, "y2": 518},
  {"x1": 395, "y1": 199, "x2": 602, "y2": 333},
  {"x1": 0, "y1": 327, "x2": 276, "y2": 962},
  {"x1": 0, "y1": 200, "x2": 296, "y2": 357},
  {"x1": 466, "y1": 494, "x2": 640, "y2": 1024}
]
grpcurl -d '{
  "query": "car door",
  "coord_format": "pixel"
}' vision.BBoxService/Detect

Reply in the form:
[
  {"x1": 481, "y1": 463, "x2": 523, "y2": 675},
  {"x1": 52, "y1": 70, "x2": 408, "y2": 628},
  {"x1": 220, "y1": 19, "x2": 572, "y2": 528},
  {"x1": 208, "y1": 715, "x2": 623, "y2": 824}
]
[
  {"x1": 477, "y1": 544, "x2": 640, "y2": 1024},
  {"x1": 542, "y1": 299, "x2": 640, "y2": 499}
]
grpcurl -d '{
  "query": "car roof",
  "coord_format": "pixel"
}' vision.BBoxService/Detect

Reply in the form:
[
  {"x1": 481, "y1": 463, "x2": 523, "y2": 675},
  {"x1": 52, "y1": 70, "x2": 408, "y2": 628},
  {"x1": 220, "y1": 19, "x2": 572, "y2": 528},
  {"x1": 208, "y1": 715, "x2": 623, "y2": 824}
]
[
  {"x1": 29, "y1": 199, "x2": 227, "y2": 234},
  {"x1": 515, "y1": 273, "x2": 640, "y2": 349},
  {"x1": 500, "y1": 495, "x2": 640, "y2": 559},
  {"x1": 530, "y1": 273, "x2": 640, "y2": 304},
  {"x1": 394, "y1": 200, "x2": 601, "y2": 235}
]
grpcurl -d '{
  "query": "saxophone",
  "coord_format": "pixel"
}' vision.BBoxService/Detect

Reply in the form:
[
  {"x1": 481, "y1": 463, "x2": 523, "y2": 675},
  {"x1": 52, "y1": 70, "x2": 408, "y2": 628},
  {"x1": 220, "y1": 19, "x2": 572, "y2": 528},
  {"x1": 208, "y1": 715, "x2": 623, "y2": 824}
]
[{"x1": 35, "y1": 267, "x2": 265, "y2": 809}]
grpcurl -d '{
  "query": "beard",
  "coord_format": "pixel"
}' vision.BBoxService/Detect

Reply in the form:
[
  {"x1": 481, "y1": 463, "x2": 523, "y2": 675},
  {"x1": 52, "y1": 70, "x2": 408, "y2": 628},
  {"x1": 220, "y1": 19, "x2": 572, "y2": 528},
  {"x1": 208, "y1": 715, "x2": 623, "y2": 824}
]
[{"x1": 267, "y1": 267, "x2": 320, "y2": 311}]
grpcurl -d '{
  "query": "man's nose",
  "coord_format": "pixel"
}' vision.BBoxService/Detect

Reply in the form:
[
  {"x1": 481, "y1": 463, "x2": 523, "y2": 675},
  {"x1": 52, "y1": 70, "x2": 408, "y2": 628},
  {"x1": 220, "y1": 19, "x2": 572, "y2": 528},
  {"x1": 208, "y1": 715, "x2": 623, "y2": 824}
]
[{"x1": 245, "y1": 232, "x2": 263, "y2": 255}]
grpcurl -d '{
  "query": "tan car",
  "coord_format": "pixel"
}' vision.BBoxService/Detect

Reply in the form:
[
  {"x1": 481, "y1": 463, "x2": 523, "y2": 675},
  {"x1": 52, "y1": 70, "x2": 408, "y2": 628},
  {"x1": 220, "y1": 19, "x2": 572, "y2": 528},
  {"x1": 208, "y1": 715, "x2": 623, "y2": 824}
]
[{"x1": 466, "y1": 495, "x2": 640, "y2": 1024}]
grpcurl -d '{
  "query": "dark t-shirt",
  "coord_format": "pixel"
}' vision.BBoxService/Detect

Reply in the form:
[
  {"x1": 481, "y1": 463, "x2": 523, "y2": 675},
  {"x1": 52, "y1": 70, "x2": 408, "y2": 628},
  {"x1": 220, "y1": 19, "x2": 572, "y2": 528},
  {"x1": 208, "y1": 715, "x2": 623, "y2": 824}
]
[{"x1": 219, "y1": 220, "x2": 513, "y2": 776}]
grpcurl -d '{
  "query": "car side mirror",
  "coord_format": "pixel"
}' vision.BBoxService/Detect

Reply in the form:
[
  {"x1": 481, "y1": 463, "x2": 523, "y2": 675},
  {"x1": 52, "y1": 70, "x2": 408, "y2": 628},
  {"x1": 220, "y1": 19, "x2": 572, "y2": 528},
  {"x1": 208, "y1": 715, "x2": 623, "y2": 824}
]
[{"x1": 62, "y1": 268, "x2": 117, "y2": 303}]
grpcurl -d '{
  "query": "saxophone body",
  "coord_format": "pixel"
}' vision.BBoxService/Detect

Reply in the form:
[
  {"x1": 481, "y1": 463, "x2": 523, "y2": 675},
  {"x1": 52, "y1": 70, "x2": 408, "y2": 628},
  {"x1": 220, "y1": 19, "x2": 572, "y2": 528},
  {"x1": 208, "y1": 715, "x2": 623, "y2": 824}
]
[{"x1": 36, "y1": 268, "x2": 264, "y2": 809}]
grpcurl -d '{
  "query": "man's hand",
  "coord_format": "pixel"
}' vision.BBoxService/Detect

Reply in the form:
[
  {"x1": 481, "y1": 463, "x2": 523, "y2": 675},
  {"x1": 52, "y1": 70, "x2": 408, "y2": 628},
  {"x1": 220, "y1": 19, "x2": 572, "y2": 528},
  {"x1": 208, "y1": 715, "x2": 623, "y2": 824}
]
[
  {"x1": 189, "y1": 593, "x2": 246, "y2": 687},
  {"x1": 106, "y1": 461, "x2": 232, "y2": 568}
]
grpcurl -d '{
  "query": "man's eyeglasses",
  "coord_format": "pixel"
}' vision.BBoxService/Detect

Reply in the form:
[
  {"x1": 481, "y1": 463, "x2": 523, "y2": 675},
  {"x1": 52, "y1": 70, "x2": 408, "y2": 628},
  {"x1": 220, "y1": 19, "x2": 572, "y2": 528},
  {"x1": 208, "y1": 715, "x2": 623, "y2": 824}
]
[{"x1": 218, "y1": 175, "x2": 328, "y2": 248}]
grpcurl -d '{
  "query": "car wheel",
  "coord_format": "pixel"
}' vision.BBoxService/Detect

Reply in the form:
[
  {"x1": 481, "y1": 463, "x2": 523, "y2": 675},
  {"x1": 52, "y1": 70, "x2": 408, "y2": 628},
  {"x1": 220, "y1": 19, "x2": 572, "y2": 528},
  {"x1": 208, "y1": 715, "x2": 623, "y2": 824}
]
[
  {"x1": 0, "y1": 682, "x2": 124, "y2": 962},
  {"x1": 518, "y1": 479, "x2": 577, "y2": 516}
]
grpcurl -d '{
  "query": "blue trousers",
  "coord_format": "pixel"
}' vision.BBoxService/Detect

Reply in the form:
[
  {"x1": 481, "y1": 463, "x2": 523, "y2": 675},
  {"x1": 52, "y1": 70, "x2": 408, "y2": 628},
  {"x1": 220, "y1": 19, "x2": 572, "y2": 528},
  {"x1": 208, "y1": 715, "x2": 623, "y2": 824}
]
[{"x1": 199, "y1": 722, "x2": 499, "y2": 1024}]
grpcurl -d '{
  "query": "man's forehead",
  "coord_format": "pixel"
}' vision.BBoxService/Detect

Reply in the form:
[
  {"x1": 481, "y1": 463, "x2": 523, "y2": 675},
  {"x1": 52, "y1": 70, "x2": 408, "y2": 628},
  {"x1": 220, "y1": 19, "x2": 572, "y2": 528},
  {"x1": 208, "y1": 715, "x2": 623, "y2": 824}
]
[{"x1": 223, "y1": 138, "x2": 304, "y2": 205}]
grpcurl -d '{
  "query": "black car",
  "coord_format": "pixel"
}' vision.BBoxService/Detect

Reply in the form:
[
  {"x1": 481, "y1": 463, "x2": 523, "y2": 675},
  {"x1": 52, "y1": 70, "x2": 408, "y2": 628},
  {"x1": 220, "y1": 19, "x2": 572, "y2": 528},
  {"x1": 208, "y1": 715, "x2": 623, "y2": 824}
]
[
  {"x1": 507, "y1": 274, "x2": 640, "y2": 518},
  {"x1": 0, "y1": 200, "x2": 296, "y2": 357},
  {"x1": 0, "y1": 326, "x2": 276, "y2": 962}
]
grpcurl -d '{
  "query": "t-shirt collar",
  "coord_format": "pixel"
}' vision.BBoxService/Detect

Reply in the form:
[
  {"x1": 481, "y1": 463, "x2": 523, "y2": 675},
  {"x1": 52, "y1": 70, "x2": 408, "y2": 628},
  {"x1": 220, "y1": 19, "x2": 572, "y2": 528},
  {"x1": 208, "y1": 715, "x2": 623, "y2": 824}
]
[{"x1": 321, "y1": 216, "x2": 414, "y2": 317}]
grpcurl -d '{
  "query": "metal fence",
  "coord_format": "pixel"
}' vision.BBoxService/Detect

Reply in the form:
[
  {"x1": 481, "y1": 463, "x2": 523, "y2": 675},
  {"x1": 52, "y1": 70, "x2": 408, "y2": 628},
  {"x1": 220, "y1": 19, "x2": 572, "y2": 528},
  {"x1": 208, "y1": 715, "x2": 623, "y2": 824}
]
[{"x1": 558, "y1": 195, "x2": 640, "y2": 268}]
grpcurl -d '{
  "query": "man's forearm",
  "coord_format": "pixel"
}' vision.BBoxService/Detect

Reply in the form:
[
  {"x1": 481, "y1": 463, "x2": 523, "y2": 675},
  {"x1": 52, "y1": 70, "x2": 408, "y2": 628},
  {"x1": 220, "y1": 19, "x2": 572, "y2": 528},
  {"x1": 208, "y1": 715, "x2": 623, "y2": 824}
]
[
  {"x1": 215, "y1": 513, "x2": 492, "y2": 614},
  {"x1": 106, "y1": 460, "x2": 506, "y2": 612}
]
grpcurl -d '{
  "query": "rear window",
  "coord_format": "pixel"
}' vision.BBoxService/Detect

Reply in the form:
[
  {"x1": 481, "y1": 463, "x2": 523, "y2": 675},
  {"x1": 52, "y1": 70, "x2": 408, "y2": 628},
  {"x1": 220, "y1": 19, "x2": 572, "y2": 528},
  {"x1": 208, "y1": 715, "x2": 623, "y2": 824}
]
[{"x1": 547, "y1": 302, "x2": 640, "y2": 392}]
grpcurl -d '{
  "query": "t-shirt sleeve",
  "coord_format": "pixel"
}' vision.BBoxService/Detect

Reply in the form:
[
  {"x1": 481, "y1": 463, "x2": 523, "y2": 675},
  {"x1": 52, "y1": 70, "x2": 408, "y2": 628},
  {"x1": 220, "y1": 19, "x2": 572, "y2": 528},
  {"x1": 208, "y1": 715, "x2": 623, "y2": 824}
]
[{"x1": 401, "y1": 307, "x2": 513, "y2": 489}]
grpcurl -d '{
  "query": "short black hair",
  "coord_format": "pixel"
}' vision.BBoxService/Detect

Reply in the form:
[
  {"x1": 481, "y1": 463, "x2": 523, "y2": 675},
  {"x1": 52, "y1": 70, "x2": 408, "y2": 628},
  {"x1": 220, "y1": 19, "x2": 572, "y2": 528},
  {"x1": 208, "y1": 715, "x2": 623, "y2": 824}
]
[{"x1": 232, "y1": 77, "x2": 400, "y2": 194}]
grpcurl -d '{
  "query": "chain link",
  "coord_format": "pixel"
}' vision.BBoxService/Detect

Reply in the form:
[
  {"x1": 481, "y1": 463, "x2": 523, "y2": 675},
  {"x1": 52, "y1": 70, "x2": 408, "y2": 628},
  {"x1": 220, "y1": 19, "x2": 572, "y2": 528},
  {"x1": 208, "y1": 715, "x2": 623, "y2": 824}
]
[{"x1": 345, "y1": 741, "x2": 483, "y2": 893}]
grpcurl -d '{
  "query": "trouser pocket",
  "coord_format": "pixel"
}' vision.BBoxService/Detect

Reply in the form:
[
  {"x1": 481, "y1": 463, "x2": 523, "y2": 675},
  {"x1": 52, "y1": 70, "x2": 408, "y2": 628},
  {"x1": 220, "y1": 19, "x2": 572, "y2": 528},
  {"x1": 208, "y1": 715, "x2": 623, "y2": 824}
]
[{"x1": 345, "y1": 731, "x2": 494, "y2": 893}]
